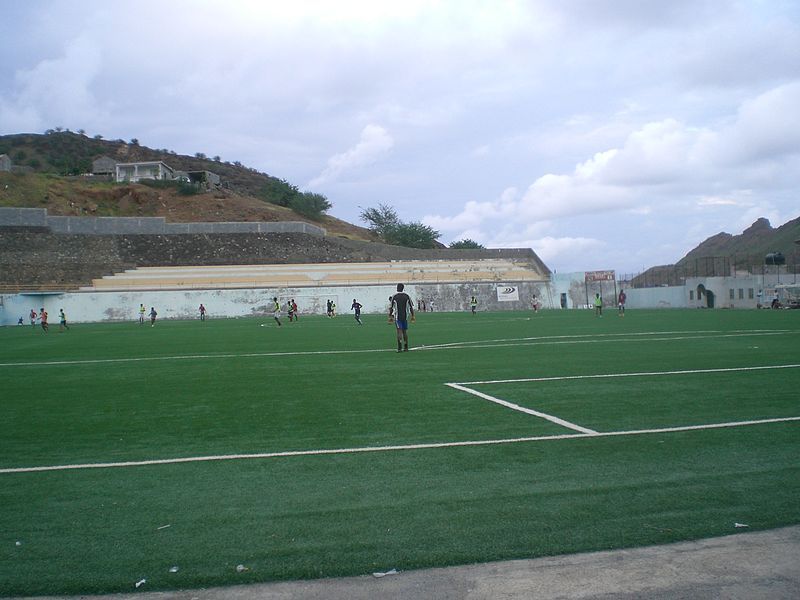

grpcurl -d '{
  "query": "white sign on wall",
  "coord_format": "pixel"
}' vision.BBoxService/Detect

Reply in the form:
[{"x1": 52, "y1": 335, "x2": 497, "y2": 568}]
[{"x1": 496, "y1": 284, "x2": 519, "y2": 302}]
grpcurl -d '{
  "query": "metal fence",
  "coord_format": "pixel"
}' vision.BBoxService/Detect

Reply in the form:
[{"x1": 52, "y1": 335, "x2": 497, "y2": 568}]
[{"x1": 622, "y1": 254, "x2": 800, "y2": 288}]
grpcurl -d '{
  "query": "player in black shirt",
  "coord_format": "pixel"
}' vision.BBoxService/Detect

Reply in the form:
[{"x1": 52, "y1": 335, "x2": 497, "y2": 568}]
[
  {"x1": 389, "y1": 283, "x2": 415, "y2": 352},
  {"x1": 351, "y1": 299, "x2": 363, "y2": 325}
]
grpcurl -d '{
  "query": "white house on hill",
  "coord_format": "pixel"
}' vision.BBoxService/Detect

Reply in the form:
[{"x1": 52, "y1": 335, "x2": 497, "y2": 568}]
[{"x1": 115, "y1": 161, "x2": 174, "y2": 183}]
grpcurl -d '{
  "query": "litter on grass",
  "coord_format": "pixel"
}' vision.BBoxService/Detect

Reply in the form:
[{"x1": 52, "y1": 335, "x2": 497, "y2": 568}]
[
  {"x1": 169, "y1": 566, "x2": 179, "y2": 573},
  {"x1": 734, "y1": 522, "x2": 750, "y2": 528},
  {"x1": 236, "y1": 564, "x2": 249, "y2": 573},
  {"x1": 135, "y1": 579, "x2": 146, "y2": 588},
  {"x1": 373, "y1": 568, "x2": 398, "y2": 578},
  {"x1": 15, "y1": 541, "x2": 21, "y2": 546},
  {"x1": 157, "y1": 524, "x2": 171, "y2": 530}
]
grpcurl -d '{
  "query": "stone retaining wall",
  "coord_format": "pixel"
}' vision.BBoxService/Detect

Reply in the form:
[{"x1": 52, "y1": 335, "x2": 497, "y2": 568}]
[
  {"x1": 0, "y1": 207, "x2": 325, "y2": 235},
  {"x1": 0, "y1": 229, "x2": 545, "y2": 288}
]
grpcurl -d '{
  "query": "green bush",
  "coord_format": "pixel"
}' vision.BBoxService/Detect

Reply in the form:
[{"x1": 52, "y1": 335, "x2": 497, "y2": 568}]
[
  {"x1": 289, "y1": 192, "x2": 332, "y2": 220},
  {"x1": 450, "y1": 239, "x2": 485, "y2": 249},
  {"x1": 258, "y1": 177, "x2": 298, "y2": 207}
]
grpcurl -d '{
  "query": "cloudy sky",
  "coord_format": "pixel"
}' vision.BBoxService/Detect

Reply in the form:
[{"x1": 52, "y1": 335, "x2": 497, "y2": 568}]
[{"x1": 1, "y1": 0, "x2": 799, "y2": 274}]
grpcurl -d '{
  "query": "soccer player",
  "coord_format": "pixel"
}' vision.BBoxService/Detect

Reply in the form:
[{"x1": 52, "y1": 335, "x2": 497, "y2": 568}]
[
  {"x1": 199, "y1": 303, "x2": 206, "y2": 321},
  {"x1": 389, "y1": 283, "x2": 415, "y2": 352},
  {"x1": 287, "y1": 299, "x2": 295, "y2": 322},
  {"x1": 351, "y1": 299, "x2": 363, "y2": 325},
  {"x1": 593, "y1": 293, "x2": 603, "y2": 317},
  {"x1": 40, "y1": 308, "x2": 49, "y2": 333},
  {"x1": 30, "y1": 308, "x2": 37, "y2": 329},
  {"x1": 291, "y1": 299, "x2": 298, "y2": 321},
  {"x1": 272, "y1": 297, "x2": 282, "y2": 326},
  {"x1": 149, "y1": 307, "x2": 158, "y2": 327},
  {"x1": 326, "y1": 299, "x2": 333, "y2": 318},
  {"x1": 470, "y1": 295, "x2": 477, "y2": 315},
  {"x1": 618, "y1": 289, "x2": 626, "y2": 317},
  {"x1": 58, "y1": 309, "x2": 70, "y2": 332},
  {"x1": 139, "y1": 303, "x2": 146, "y2": 325}
]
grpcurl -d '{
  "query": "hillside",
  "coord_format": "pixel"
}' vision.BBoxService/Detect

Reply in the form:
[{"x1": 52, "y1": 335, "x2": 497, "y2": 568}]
[
  {"x1": 677, "y1": 217, "x2": 800, "y2": 266},
  {"x1": 632, "y1": 216, "x2": 800, "y2": 286},
  {"x1": 0, "y1": 132, "x2": 377, "y2": 241}
]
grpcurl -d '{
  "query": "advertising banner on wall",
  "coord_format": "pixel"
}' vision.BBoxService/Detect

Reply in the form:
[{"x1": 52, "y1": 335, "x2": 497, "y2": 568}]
[
  {"x1": 585, "y1": 270, "x2": 616, "y2": 282},
  {"x1": 496, "y1": 284, "x2": 519, "y2": 302}
]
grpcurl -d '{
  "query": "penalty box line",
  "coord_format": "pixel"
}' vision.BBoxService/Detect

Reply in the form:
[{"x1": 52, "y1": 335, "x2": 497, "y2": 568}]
[
  {"x1": 2, "y1": 416, "x2": 799, "y2": 475},
  {"x1": 446, "y1": 363, "x2": 800, "y2": 435},
  {"x1": 445, "y1": 382, "x2": 598, "y2": 434}
]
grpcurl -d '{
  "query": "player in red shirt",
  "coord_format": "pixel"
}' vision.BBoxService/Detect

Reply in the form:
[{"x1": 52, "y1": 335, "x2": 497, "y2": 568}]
[{"x1": 40, "y1": 308, "x2": 49, "y2": 333}]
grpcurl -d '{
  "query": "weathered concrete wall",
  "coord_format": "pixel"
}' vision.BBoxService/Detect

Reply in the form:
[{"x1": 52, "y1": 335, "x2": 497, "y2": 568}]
[
  {"x1": 0, "y1": 280, "x2": 549, "y2": 325},
  {"x1": 0, "y1": 207, "x2": 325, "y2": 236},
  {"x1": 0, "y1": 229, "x2": 545, "y2": 288}
]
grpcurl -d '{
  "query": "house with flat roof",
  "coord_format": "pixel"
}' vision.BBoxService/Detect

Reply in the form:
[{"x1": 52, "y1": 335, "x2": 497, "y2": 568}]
[{"x1": 115, "y1": 161, "x2": 174, "y2": 183}]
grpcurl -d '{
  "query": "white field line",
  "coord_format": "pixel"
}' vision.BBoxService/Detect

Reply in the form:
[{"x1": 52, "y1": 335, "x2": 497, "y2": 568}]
[
  {"x1": 455, "y1": 363, "x2": 800, "y2": 386},
  {"x1": 418, "y1": 330, "x2": 792, "y2": 352},
  {"x1": 446, "y1": 382, "x2": 598, "y2": 434},
  {"x1": 2, "y1": 416, "x2": 799, "y2": 475},
  {"x1": 417, "y1": 329, "x2": 790, "y2": 350},
  {"x1": 0, "y1": 329, "x2": 793, "y2": 368},
  {"x1": 0, "y1": 347, "x2": 397, "y2": 367}
]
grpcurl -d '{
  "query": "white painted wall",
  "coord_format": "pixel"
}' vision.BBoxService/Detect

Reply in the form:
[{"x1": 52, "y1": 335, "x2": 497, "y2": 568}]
[{"x1": 2, "y1": 272, "x2": 794, "y2": 326}]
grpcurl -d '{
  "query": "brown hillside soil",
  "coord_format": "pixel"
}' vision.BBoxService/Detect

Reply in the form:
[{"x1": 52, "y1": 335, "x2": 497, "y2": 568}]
[{"x1": 0, "y1": 172, "x2": 378, "y2": 241}]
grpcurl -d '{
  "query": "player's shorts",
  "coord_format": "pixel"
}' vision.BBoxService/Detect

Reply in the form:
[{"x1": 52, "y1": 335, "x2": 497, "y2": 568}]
[{"x1": 395, "y1": 319, "x2": 409, "y2": 330}]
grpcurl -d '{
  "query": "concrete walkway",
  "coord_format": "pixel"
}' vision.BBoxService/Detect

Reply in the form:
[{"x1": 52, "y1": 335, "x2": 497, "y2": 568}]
[{"x1": 15, "y1": 525, "x2": 800, "y2": 600}]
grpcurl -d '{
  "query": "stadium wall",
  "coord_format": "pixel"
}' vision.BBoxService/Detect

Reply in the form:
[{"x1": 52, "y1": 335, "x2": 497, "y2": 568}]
[
  {"x1": 0, "y1": 281, "x2": 549, "y2": 325},
  {"x1": 3, "y1": 274, "x2": 791, "y2": 326},
  {"x1": 0, "y1": 207, "x2": 326, "y2": 236},
  {"x1": 0, "y1": 228, "x2": 547, "y2": 288}
]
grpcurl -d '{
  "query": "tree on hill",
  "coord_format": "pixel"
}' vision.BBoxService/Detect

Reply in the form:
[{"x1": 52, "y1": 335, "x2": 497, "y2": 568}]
[
  {"x1": 359, "y1": 203, "x2": 441, "y2": 248},
  {"x1": 449, "y1": 239, "x2": 484, "y2": 249}
]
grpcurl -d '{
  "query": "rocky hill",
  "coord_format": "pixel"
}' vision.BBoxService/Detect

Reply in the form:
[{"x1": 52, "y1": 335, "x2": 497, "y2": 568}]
[
  {"x1": 0, "y1": 132, "x2": 377, "y2": 241},
  {"x1": 632, "y1": 216, "x2": 800, "y2": 286}
]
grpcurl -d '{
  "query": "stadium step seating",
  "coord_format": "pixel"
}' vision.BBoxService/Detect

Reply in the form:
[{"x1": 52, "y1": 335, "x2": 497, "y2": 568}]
[{"x1": 80, "y1": 259, "x2": 546, "y2": 291}]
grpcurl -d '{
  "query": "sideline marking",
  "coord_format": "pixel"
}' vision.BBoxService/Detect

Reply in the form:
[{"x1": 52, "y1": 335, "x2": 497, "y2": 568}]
[
  {"x1": 0, "y1": 330, "x2": 793, "y2": 368},
  {"x1": 445, "y1": 382, "x2": 598, "y2": 434},
  {"x1": 2, "y1": 416, "x2": 798, "y2": 475}
]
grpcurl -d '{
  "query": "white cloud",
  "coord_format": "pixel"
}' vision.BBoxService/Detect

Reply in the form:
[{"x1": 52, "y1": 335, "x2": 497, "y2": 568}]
[
  {"x1": 0, "y1": 36, "x2": 104, "y2": 131},
  {"x1": 307, "y1": 124, "x2": 394, "y2": 188}
]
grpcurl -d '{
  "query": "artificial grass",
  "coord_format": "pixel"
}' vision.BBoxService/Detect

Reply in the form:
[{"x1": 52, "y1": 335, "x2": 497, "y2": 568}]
[{"x1": 1, "y1": 308, "x2": 798, "y2": 596}]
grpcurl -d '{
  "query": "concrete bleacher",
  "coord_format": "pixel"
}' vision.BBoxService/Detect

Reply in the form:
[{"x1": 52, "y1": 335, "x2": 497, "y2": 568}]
[{"x1": 80, "y1": 259, "x2": 546, "y2": 291}]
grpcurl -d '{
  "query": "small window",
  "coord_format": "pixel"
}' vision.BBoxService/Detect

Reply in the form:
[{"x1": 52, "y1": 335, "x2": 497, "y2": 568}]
[
  {"x1": 729, "y1": 289, "x2": 735, "y2": 300},
  {"x1": 748, "y1": 288, "x2": 754, "y2": 299},
  {"x1": 689, "y1": 290, "x2": 694, "y2": 300},
  {"x1": 738, "y1": 288, "x2": 744, "y2": 300}
]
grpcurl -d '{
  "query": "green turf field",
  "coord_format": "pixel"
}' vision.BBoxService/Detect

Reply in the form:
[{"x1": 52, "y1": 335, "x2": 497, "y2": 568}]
[{"x1": 1, "y1": 308, "x2": 799, "y2": 596}]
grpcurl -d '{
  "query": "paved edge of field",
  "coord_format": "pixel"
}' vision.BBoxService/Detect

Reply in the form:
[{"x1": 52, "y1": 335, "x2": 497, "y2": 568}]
[{"x1": 13, "y1": 525, "x2": 800, "y2": 600}]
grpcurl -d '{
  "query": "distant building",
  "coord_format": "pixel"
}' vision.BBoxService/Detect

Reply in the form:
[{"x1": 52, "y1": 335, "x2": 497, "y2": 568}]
[
  {"x1": 92, "y1": 156, "x2": 117, "y2": 177},
  {"x1": 188, "y1": 170, "x2": 221, "y2": 189},
  {"x1": 115, "y1": 161, "x2": 175, "y2": 183},
  {"x1": 0, "y1": 154, "x2": 11, "y2": 172},
  {"x1": 174, "y1": 169, "x2": 221, "y2": 190}
]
